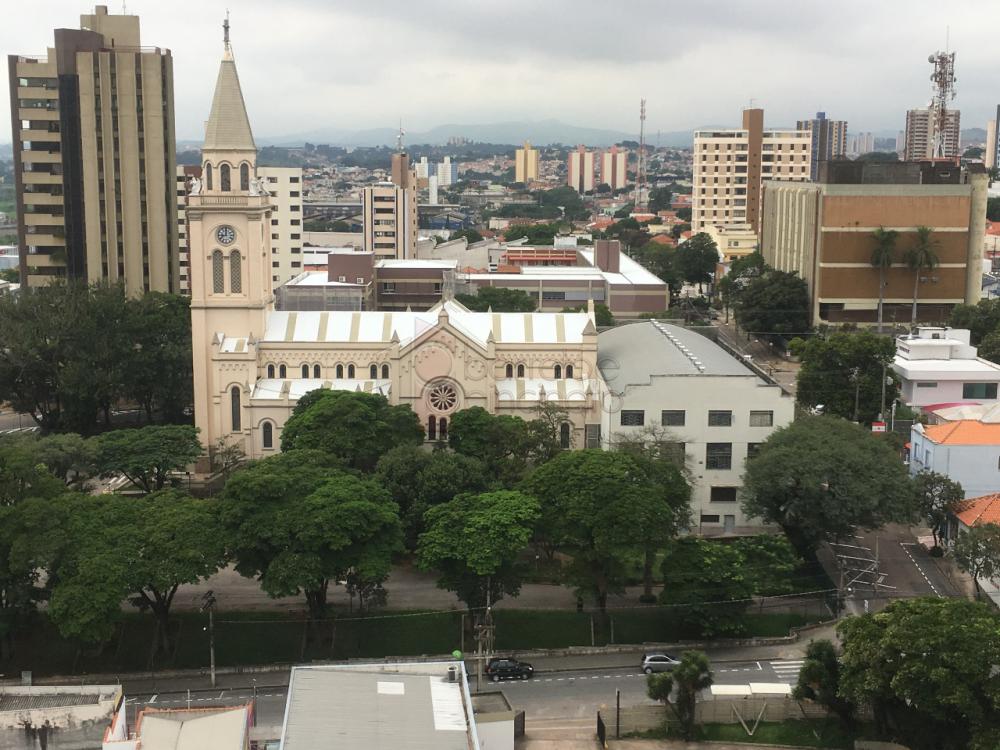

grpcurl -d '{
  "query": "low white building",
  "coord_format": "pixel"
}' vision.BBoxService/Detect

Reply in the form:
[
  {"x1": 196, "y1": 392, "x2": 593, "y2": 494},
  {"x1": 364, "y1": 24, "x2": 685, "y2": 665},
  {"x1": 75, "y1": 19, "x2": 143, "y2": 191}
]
[
  {"x1": 892, "y1": 327, "x2": 1000, "y2": 409},
  {"x1": 598, "y1": 321, "x2": 794, "y2": 534},
  {"x1": 909, "y1": 420, "x2": 1000, "y2": 498}
]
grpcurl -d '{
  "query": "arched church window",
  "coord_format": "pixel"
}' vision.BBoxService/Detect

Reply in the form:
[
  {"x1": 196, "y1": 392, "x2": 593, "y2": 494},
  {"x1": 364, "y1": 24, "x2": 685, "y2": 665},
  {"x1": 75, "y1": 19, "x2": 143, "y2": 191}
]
[
  {"x1": 240, "y1": 163, "x2": 250, "y2": 191},
  {"x1": 262, "y1": 421, "x2": 274, "y2": 449},
  {"x1": 336, "y1": 364, "x2": 344, "y2": 379},
  {"x1": 230, "y1": 251, "x2": 242, "y2": 293},
  {"x1": 220, "y1": 164, "x2": 231, "y2": 191},
  {"x1": 370, "y1": 364, "x2": 377, "y2": 379},
  {"x1": 381, "y1": 364, "x2": 390, "y2": 379},
  {"x1": 267, "y1": 364, "x2": 275, "y2": 378},
  {"x1": 554, "y1": 364, "x2": 562, "y2": 379},
  {"x1": 212, "y1": 250, "x2": 224, "y2": 294},
  {"x1": 301, "y1": 364, "x2": 309, "y2": 378},
  {"x1": 427, "y1": 415, "x2": 437, "y2": 441},
  {"x1": 348, "y1": 364, "x2": 356, "y2": 378},
  {"x1": 279, "y1": 364, "x2": 287, "y2": 378},
  {"x1": 560, "y1": 422, "x2": 571, "y2": 449},
  {"x1": 505, "y1": 364, "x2": 513, "y2": 378},
  {"x1": 517, "y1": 364, "x2": 525, "y2": 378},
  {"x1": 205, "y1": 163, "x2": 213, "y2": 191},
  {"x1": 439, "y1": 417, "x2": 448, "y2": 440},
  {"x1": 313, "y1": 364, "x2": 321, "y2": 378},
  {"x1": 566, "y1": 364, "x2": 574, "y2": 378},
  {"x1": 231, "y1": 386, "x2": 241, "y2": 432}
]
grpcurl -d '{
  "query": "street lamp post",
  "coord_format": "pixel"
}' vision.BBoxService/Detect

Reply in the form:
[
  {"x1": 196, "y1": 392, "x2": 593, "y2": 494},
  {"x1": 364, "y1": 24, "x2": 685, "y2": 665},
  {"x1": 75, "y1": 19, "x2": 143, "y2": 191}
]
[{"x1": 201, "y1": 590, "x2": 217, "y2": 688}]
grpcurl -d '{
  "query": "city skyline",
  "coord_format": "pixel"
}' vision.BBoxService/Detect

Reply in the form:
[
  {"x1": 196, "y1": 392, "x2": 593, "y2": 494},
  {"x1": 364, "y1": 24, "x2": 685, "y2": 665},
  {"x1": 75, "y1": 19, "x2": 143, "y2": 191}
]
[{"x1": 3, "y1": 0, "x2": 999, "y2": 146}]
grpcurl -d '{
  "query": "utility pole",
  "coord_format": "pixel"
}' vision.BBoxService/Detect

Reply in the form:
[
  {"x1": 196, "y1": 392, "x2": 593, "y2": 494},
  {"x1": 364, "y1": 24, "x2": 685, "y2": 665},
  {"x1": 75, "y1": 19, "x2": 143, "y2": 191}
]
[{"x1": 201, "y1": 590, "x2": 217, "y2": 688}]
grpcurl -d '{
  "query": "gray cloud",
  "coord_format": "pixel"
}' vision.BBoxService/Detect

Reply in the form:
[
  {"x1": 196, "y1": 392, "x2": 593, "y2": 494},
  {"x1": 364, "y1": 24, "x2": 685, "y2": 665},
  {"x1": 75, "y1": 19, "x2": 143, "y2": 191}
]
[{"x1": 2, "y1": 0, "x2": 997, "y2": 145}]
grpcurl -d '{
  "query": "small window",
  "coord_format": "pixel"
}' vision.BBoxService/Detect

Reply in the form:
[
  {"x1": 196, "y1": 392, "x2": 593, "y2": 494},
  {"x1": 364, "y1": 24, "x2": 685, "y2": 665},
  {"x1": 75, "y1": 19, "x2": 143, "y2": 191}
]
[
  {"x1": 916, "y1": 382, "x2": 938, "y2": 388},
  {"x1": 382, "y1": 364, "x2": 390, "y2": 378},
  {"x1": 336, "y1": 364, "x2": 344, "y2": 378},
  {"x1": 661, "y1": 410, "x2": 685, "y2": 426},
  {"x1": 230, "y1": 386, "x2": 241, "y2": 432},
  {"x1": 749, "y1": 410, "x2": 773, "y2": 427},
  {"x1": 220, "y1": 163, "x2": 231, "y2": 191},
  {"x1": 262, "y1": 421, "x2": 273, "y2": 449},
  {"x1": 748, "y1": 442, "x2": 763, "y2": 460},
  {"x1": 370, "y1": 364, "x2": 378, "y2": 379},
  {"x1": 212, "y1": 250, "x2": 224, "y2": 293},
  {"x1": 240, "y1": 163, "x2": 250, "y2": 191},
  {"x1": 313, "y1": 364, "x2": 321, "y2": 378},
  {"x1": 505, "y1": 364, "x2": 514, "y2": 378},
  {"x1": 708, "y1": 410, "x2": 733, "y2": 426},
  {"x1": 230, "y1": 251, "x2": 242, "y2": 293},
  {"x1": 267, "y1": 364, "x2": 275, "y2": 378},
  {"x1": 963, "y1": 383, "x2": 999, "y2": 399},
  {"x1": 439, "y1": 417, "x2": 448, "y2": 440},
  {"x1": 348, "y1": 364, "x2": 355, "y2": 378},
  {"x1": 357, "y1": 277, "x2": 365, "y2": 284},
  {"x1": 566, "y1": 364, "x2": 574, "y2": 378},
  {"x1": 517, "y1": 364, "x2": 525, "y2": 377},
  {"x1": 560, "y1": 422, "x2": 571, "y2": 449},
  {"x1": 706, "y1": 442, "x2": 732, "y2": 470},
  {"x1": 301, "y1": 364, "x2": 309, "y2": 378},
  {"x1": 710, "y1": 486, "x2": 738, "y2": 503},
  {"x1": 279, "y1": 364, "x2": 287, "y2": 378},
  {"x1": 205, "y1": 163, "x2": 213, "y2": 190},
  {"x1": 700, "y1": 514, "x2": 721, "y2": 524},
  {"x1": 620, "y1": 410, "x2": 645, "y2": 427},
  {"x1": 554, "y1": 364, "x2": 562, "y2": 379},
  {"x1": 427, "y1": 415, "x2": 437, "y2": 441}
]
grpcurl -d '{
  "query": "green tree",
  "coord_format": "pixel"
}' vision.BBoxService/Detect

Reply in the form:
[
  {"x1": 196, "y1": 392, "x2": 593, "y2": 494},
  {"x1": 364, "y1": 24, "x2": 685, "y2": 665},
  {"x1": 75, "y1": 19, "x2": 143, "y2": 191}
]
[
  {"x1": 660, "y1": 538, "x2": 755, "y2": 636},
  {"x1": 913, "y1": 471, "x2": 963, "y2": 548},
  {"x1": 280, "y1": 390, "x2": 424, "y2": 472},
  {"x1": 794, "y1": 330, "x2": 899, "y2": 423},
  {"x1": 742, "y1": 416, "x2": 918, "y2": 555},
  {"x1": 673, "y1": 233, "x2": 719, "y2": 289},
  {"x1": 733, "y1": 269, "x2": 810, "y2": 341},
  {"x1": 952, "y1": 523, "x2": 1000, "y2": 599},
  {"x1": 218, "y1": 450, "x2": 403, "y2": 621},
  {"x1": 670, "y1": 222, "x2": 691, "y2": 241},
  {"x1": 792, "y1": 639, "x2": 855, "y2": 728},
  {"x1": 94, "y1": 425, "x2": 202, "y2": 494},
  {"x1": 449, "y1": 228, "x2": 483, "y2": 244},
  {"x1": 124, "y1": 293, "x2": 193, "y2": 423},
  {"x1": 417, "y1": 490, "x2": 540, "y2": 613},
  {"x1": 870, "y1": 227, "x2": 899, "y2": 333},
  {"x1": 647, "y1": 651, "x2": 713, "y2": 740},
  {"x1": 47, "y1": 490, "x2": 226, "y2": 652},
  {"x1": 675, "y1": 206, "x2": 692, "y2": 222},
  {"x1": 988, "y1": 196, "x2": 1000, "y2": 222},
  {"x1": 375, "y1": 445, "x2": 490, "y2": 547},
  {"x1": 718, "y1": 251, "x2": 767, "y2": 315},
  {"x1": 949, "y1": 298, "x2": 1000, "y2": 344},
  {"x1": 838, "y1": 598, "x2": 1000, "y2": 749},
  {"x1": 455, "y1": 286, "x2": 537, "y2": 312},
  {"x1": 448, "y1": 407, "x2": 534, "y2": 484},
  {"x1": 521, "y1": 450, "x2": 687, "y2": 611},
  {"x1": 977, "y1": 329, "x2": 1000, "y2": 365},
  {"x1": 648, "y1": 187, "x2": 673, "y2": 213},
  {"x1": 904, "y1": 226, "x2": 940, "y2": 327},
  {"x1": 856, "y1": 151, "x2": 899, "y2": 162},
  {"x1": 733, "y1": 534, "x2": 800, "y2": 596},
  {"x1": 0, "y1": 268, "x2": 17, "y2": 283},
  {"x1": 561, "y1": 303, "x2": 614, "y2": 327}
]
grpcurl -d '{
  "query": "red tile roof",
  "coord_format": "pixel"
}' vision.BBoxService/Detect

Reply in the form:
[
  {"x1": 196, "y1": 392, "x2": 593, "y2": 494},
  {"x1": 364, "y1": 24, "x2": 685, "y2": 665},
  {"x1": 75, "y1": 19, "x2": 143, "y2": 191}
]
[
  {"x1": 952, "y1": 494, "x2": 1000, "y2": 527},
  {"x1": 922, "y1": 421, "x2": 1000, "y2": 445}
]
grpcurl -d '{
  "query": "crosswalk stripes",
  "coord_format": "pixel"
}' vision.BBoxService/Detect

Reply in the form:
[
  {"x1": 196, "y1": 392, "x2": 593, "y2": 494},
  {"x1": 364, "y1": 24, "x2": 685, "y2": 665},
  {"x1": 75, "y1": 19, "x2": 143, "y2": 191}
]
[{"x1": 770, "y1": 660, "x2": 804, "y2": 683}]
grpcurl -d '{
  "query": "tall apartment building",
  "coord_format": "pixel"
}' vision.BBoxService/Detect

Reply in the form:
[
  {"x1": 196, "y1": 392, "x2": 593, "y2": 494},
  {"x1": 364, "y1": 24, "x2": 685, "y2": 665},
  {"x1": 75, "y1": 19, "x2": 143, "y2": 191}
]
[
  {"x1": 435, "y1": 156, "x2": 457, "y2": 187},
  {"x1": 847, "y1": 132, "x2": 876, "y2": 156},
  {"x1": 761, "y1": 161, "x2": 987, "y2": 326},
  {"x1": 515, "y1": 140, "x2": 539, "y2": 184},
  {"x1": 566, "y1": 145, "x2": 595, "y2": 193},
  {"x1": 7, "y1": 5, "x2": 178, "y2": 293},
  {"x1": 600, "y1": 146, "x2": 627, "y2": 190},
  {"x1": 363, "y1": 152, "x2": 417, "y2": 259},
  {"x1": 692, "y1": 108, "x2": 811, "y2": 234},
  {"x1": 176, "y1": 165, "x2": 303, "y2": 291},
  {"x1": 904, "y1": 108, "x2": 961, "y2": 160},
  {"x1": 986, "y1": 107, "x2": 1000, "y2": 170},
  {"x1": 796, "y1": 112, "x2": 847, "y2": 180},
  {"x1": 415, "y1": 156, "x2": 430, "y2": 179}
]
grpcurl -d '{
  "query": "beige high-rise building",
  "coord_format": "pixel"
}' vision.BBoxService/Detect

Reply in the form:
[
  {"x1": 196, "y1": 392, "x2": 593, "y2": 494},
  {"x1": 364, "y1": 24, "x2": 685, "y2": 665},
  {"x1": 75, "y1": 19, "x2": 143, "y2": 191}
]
[
  {"x1": 515, "y1": 141, "x2": 539, "y2": 184},
  {"x1": 692, "y1": 108, "x2": 811, "y2": 234},
  {"x1": 177, "y1": 164, "x2": 303, "y2": 292},
  {"x1": 7, "y1": 5, "x2": 178, "y2": 293},
  {"x1": 796, "y1": 112, "x2": 847, "y2": 180},
  {"x1": 566, "y1": 145, "x2": 595, "y2": 193},
  {"x1": 362, "y1": 152, "x2": 417, "y2": 261},
  {"x1": 904, "y1": 108, "x2": 961, "y2": 160},
  {"x1": 601, "y1": 146, "x2": 627, "y2": 190}
]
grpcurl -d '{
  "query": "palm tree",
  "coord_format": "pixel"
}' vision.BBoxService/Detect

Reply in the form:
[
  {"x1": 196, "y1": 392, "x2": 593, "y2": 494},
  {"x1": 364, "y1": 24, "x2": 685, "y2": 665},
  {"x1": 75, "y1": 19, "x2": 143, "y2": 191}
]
[
  {"x1": 870, "y1": 227, "x2": 899, "y2": 333},
  {"x1": 904, "y1": 226, "x2": 940, "y2": 328}
]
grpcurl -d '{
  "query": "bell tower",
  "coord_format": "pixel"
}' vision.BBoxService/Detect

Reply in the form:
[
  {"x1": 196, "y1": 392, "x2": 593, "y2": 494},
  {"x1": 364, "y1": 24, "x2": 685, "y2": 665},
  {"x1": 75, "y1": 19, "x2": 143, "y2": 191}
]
[{"x1": 187, "y1": 16, "x2": 273, "y2": 460}]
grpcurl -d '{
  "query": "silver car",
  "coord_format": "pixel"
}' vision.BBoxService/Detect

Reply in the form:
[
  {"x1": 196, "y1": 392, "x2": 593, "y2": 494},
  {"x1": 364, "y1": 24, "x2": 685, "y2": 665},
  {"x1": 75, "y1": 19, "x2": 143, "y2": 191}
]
[{"x1": 641, "y1": 652, "x2": 681, "y2": 674}]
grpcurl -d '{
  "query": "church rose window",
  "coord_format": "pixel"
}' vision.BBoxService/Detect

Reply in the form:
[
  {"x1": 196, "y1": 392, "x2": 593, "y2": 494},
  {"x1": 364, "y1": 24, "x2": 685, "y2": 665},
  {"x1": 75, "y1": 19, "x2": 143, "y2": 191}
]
[{"x1": 428, "y1": 382, "x2": 458, "y2": 412}]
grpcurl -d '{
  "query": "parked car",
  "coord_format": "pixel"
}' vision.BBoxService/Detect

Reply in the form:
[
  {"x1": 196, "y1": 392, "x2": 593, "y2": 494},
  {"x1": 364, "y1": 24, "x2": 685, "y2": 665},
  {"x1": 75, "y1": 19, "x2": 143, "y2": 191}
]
[
  {"x1": 485, "y1": 657, "x2": 534, "y2": 681},
  {"x1": 641, "y1": 652, "x2": 681, "y2": 674}
]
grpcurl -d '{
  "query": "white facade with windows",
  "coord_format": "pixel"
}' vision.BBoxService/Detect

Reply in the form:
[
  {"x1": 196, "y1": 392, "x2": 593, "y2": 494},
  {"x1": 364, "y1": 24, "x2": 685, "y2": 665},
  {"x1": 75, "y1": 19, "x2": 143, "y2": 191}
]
[
  {"x1": 909, "y1": 420, "x2": 1000, "y2": 499},
  {"x1": 892, "y1": 327, "x2": 1000, "y2": 409},
  {"x1": 597, "y1": 322, "x2": 794, "y2": 534}
]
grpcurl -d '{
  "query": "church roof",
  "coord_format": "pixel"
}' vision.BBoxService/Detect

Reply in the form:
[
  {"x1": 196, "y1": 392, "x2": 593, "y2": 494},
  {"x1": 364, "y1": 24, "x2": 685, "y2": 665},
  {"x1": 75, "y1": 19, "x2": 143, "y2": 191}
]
[
  {"x1": 203, "y1": 52, "x2": 256, "y2": 152},
  {"x1": 251, "y1": 378, "x2": 391, "y2": 400},
  {"x1": 259, "y1": 300, "x2": 594, "y2": 349}
]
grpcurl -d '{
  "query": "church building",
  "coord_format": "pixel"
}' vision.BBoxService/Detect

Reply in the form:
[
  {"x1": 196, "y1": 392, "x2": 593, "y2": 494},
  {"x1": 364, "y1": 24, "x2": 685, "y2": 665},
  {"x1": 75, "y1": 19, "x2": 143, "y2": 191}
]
[{"x1": 187, "y1": 34, "x2": 604, "y2": 466}]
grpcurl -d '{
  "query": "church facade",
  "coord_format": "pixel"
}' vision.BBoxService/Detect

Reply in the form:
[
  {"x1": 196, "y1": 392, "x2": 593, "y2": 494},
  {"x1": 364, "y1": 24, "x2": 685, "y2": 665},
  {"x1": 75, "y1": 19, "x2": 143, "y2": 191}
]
[{"x1": 188, "y1": 42, "x2": 604, "y2": 466}]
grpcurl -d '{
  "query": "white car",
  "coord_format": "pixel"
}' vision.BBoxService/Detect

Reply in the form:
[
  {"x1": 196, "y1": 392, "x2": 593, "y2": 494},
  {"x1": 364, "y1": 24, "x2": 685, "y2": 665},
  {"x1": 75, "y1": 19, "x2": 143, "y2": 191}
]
[{"x1": 641, "y1": 652, "x2": 681, "y2": 674}]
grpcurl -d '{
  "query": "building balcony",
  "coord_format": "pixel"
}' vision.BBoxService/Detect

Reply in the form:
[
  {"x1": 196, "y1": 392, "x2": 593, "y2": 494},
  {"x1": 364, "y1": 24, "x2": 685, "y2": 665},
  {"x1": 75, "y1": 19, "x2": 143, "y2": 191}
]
[
  {"x1": 22, "y1": 172, "x2": 62, "y2": 185},
  {"x1": 18, "y1": 86, "x2": 58, "y2": 99},
  {"x1": 20, "y1": 129, "x2": 60, "y2": 142},
  {"x1": 21, "y1": 150, "x2": 60, "y2": 163},
  {"x1": 18, "y1": 108, "x2": 58, "y2": 121}
]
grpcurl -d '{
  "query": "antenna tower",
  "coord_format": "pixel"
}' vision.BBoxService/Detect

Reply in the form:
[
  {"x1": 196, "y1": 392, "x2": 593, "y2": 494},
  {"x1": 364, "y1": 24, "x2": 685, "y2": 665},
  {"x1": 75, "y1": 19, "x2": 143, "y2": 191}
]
[
  {"x1": 927, "y1": 49, "x2": 956, "y2": 158},
  {"x1": 636, "y1": 99, "x2": 647, "y2": 210}
]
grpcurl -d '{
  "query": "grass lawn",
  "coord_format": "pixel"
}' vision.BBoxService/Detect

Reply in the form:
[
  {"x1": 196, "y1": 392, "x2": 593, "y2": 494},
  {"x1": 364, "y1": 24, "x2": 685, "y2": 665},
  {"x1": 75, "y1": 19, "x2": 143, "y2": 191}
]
[{"x1": 631, "y1": 719, "x2": 865, "y2": 749}]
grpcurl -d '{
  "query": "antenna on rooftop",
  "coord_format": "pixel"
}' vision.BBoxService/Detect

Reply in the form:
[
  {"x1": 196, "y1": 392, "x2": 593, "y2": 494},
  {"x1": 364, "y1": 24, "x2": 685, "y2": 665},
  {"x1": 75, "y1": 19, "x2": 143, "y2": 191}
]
[
  {"x1": 223, "y1": 10, "x2": 231, "y2": 52},
  {"x1": 927, "y1": 43, "x2": 957, "y2": 158},
  {"x1": 397, "y1": 119, "x2": 406, "y2": 153},
  {"x1": 635, "y1": 98, "x2": 647, "y2": 211}
]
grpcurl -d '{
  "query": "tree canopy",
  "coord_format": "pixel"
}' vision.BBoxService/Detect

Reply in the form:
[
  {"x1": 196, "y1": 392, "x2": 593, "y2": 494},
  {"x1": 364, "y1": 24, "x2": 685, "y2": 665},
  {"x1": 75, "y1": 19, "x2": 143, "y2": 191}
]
[
  {"x1": 94, "y1": 425, "x2": 202, "y2": 494},
  {"x1": 742, "y1": 416, "x2": 918, "y2": 554},
  {"x1": 952, "y1": 523, "x2": 1000, "y2": 599},
  {"x1": 673, "y1": 233, "x2": 719, "y2": 288},
  {"x1": 913, "y1": 471, "x2": 963, "y2": 548},
  {"x1": 949, "y1": 298, "x2": 1000, "y2": 345},
  {"x1": 455, "y1": 286, "x2": 537, "y2": 312},
  {"x1": 793, "y1": 330, "x2": 899, "y2": 423},
  {"x1": 280, "y1": 390, "x2": 424, "y2": 471},
  {"x1": 733, "y1": 269, "x2": 810, "y2": 341}
]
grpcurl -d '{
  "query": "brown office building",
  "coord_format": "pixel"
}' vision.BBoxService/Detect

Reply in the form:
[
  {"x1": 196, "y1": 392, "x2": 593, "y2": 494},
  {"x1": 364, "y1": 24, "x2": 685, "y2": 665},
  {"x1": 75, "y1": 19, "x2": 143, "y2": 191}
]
[
  {"x1": 761, "y1": 161, "x2": 988, "y2": 326},
  {"x1": 7, "y1": 5, "x2": 178, "y2": 293}
]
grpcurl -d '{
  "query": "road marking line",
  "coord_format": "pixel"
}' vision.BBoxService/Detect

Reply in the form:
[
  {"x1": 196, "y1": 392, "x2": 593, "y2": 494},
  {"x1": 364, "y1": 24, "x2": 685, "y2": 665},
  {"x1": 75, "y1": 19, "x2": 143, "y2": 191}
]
[
  {"x1": 149, "y1": 694, "x2": 157, "y2": 704},
  {"x1": 218, "y1": 691, "x2": 225, "y2": 699},
  {"x1": 756, "y1": 661, "x2": 762, "y2": 671},
  {"x1": 899, "y1": 542, "x2": 941, "y2": 597}
]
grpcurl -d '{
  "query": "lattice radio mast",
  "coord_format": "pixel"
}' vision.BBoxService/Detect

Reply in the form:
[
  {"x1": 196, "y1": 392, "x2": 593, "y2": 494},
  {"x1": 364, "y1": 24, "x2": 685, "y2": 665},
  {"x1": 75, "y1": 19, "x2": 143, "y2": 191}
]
[
  {"x1": 927, "y1": 46, "x2": 956, "y2": 158},
  {"x1": 635, "y1": 99, "x2": 647, "y2": 210}
]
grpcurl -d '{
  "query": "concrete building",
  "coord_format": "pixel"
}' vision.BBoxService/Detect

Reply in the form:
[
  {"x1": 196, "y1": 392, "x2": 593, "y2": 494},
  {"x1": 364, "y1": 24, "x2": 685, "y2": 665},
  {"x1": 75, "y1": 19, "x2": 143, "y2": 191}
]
[
  {"x1": 847, "y1": 132, "x2": 875, "y2": 156},
  {"x1": 892, "y1": 327, "x2": 1000, "y2": 409},
  {"x1": 278, "y1": 662, "x2": 482, "y2": 750},
  {"x1": 760, "y1": 161, "x2": 988, "y2": 326},
  {"x1": 514, "y1": 141, "x2": 539, "y2": 184},
  {"x1": 910, "y1": 420, "x2": 1000, "y2": 499},
  {"x1": 7, "y1": 5, "x2": 178, "y2": 293},
  {"x1": 567, "y1": 145, "x2": 595, "y2": 193},
  {"x1": 703, "y1": 223, "x2": 756, "y2": 263},
  {"x1": 362, "y1": 181, "x2": 417, "y2": 259},
  {"x1": 598, "y1": 321, "x2": 794, "y2": 534},
  {"x1": 436, "y1": 155, "x2": 457, "y2": 187},
  {"x1": 103, "y1": 703, "x2": 254, "y2": 749},
  {"x1": 904, "y1": 108, "x2": 961, "y2": 160},
  {"x1": 986, "y1": 107, "x2": 1000, "y2": 170},
  {"x1": 0, "y1": 684, "x2": 120, "y2": 749},
  {"x1": 601, "y1": 146, "x2": 628, "y2": 190},
  {"x1": 796, "y1": 112, "x2": 847, "y2": 180},
  {"x1": 692, "y1": 108, "x2": 811, "y2": 234},
  {"x1": 415, "y1": 155, "x2": 431, "y2": 179}
]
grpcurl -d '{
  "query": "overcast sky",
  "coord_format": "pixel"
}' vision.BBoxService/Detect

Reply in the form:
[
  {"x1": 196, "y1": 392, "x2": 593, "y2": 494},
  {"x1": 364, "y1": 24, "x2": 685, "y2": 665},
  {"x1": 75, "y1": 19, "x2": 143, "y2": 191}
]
[{"x1": 3, "y1": 1, "x2": 997, "y2": 144}]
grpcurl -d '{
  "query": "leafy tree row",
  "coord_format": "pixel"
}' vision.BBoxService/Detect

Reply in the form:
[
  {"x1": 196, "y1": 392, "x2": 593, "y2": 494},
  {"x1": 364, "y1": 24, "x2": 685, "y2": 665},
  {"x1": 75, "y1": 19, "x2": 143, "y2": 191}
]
[{"x1": 0, "y1": 283, "x2": 192, "y2": 433}]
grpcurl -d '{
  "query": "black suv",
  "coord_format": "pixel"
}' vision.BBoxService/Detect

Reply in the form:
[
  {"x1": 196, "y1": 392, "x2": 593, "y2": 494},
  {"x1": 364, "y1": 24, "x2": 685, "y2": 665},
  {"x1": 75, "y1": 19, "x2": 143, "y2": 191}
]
[{"x1": 485, "y1": 657, "x2": 534, "y2": 681}]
